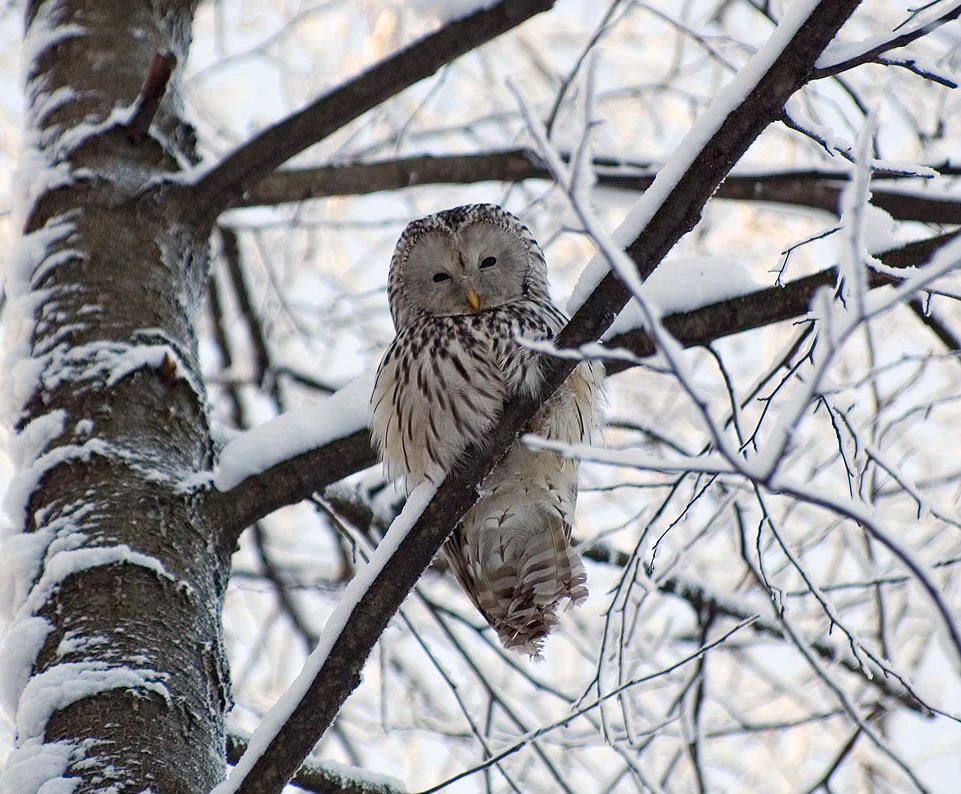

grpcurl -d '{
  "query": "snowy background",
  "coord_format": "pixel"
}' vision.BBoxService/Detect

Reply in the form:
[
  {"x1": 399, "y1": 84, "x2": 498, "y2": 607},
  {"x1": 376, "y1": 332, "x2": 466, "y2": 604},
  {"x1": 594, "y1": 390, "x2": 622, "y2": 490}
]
[{"x1": 3, "y1": 1, "x2": 961, "y2": 792}]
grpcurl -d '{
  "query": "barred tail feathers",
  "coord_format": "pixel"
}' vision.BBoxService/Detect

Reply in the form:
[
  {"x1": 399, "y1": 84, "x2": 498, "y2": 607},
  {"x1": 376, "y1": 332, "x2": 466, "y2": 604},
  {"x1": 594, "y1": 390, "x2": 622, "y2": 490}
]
[{"x1": 445, "y1": 467, "x2": 587, "y2": 656}]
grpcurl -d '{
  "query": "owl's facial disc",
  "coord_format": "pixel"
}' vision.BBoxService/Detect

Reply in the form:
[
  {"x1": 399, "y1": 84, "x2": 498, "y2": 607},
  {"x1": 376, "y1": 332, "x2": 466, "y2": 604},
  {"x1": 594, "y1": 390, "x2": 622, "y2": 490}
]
[{"x1": 401, "y1": 221, "x2": 530, "y2": 318}]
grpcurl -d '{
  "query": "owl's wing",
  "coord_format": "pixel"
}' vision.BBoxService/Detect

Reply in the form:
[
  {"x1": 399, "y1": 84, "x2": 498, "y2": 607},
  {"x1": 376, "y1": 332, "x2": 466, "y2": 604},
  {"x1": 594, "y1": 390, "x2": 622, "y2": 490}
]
[
  {"x1": 444, "y1": 359, "x2": 598, "y2": 656},
  {"x1": 491, "y1": 298, "x2": 563, "y2": 400}
]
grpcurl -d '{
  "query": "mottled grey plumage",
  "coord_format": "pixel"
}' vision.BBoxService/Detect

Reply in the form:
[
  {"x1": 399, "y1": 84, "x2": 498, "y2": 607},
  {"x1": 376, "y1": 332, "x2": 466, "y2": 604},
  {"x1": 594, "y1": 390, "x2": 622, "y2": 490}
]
[{"x1": 370, "y1": 204, "x2": 601, "y2": 655}]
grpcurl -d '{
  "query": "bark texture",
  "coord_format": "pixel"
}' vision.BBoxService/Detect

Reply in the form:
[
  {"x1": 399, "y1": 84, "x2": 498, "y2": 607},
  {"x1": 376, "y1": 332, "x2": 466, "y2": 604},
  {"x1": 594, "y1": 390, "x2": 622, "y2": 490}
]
[{"x1": 9, "y1": 1, "x2": 231, "y2": 792}]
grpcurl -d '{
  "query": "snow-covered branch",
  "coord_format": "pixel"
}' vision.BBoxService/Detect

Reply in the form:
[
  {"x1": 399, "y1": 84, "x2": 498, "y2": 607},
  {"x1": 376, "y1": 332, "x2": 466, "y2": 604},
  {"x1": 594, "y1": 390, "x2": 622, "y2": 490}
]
[{"x1": 813, "y1": 0, "x2": 961, "y2": 82}]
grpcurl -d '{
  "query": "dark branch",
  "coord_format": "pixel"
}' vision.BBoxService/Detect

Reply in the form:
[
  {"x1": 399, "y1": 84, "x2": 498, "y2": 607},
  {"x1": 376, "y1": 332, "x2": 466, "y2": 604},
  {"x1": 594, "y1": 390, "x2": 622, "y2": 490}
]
[
  {"x1": 908, "y1": 297, "x2": 961, "y2": 350},
  {"x1": 218, "y1": 226, "x2": 272, "y2": 388},
  {"x1": 220, "y1": 4, "x2": 863, "y2": 792},
  {"x1": 607, "y1": 230, "x2": 959, "y2": 373},
  {"x1": 186, "y1": 0, "x2": 556, "y2": 229},
  {"x1": 124, "y1": 52, "x2": 176, "y2": 142},
  {"x1": 713, "y1": 170, "x2": 961, "y2": 225},
  {"x1": 235, "y1": 149, "x2": 961, "y2": 225},
  {"x1": 208, "y1": 429, "x2": 376, "y2": 547},
  {"x1": 877, "y1": 54, "x2": 958, "y2": 88}
]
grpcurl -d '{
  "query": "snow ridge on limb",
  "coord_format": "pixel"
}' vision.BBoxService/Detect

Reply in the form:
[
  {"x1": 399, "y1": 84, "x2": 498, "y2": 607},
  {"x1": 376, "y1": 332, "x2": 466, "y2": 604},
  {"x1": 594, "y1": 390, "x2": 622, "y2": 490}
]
[
  {"x1": 814, "y1": 0, "x2": 961, "y2": 80},
  {"x1": 212, "y1": 482, "x2": 437, "y2": 794},
  {"x1": 212, "y1": 372, "x2": 374, "y2": 492}
]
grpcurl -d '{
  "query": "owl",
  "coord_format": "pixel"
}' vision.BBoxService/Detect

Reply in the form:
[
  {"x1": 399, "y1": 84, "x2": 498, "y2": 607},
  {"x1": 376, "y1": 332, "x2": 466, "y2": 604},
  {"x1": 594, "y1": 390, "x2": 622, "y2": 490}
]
[{"x1": 370, "y1": 204, "x2": 601, "y2": 656}]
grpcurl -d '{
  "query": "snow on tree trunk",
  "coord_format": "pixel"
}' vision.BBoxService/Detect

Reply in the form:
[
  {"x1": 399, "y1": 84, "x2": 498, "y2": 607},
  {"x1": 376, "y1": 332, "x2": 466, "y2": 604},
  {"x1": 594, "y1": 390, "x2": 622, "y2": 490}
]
[{"x1": 2, "y1": 1, "x2": 231, "y2": 792}]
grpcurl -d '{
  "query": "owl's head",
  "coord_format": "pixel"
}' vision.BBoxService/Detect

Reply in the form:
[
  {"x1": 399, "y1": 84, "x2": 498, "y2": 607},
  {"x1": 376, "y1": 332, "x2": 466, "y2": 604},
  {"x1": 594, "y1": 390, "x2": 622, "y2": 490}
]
[{"x1": 387, "y1": 204, "x2": 550, "y2": 328}]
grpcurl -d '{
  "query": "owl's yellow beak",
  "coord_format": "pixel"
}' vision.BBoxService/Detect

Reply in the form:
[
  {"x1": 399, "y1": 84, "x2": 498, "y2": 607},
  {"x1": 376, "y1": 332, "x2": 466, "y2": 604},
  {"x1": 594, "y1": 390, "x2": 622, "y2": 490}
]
[{"x1": 466, "y1": 288, "x2": 481, "y2": 312}]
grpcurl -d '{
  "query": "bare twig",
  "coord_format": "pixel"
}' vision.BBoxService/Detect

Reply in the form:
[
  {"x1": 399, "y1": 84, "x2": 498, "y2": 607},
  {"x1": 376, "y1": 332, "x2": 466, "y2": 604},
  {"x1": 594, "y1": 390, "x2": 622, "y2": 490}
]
[
  {"x1": 800, "y1": 705, "x2": 884, "y2": 794},
  {"x1": 416, "y1": 619, "x2": 757, "y2": 794},
  {"x1": 218, "y1": 226, "x2": 273, "y2": 390},
  {"x1": 124, "y1": 52, "x2": 176, "y2": 141}
]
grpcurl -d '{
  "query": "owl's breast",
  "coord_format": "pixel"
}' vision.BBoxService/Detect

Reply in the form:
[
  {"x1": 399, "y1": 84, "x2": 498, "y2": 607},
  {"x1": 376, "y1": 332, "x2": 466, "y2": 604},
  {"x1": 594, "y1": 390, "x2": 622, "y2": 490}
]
[{"x1": 370, "y1": 314, "x2": 508, "y2": 486}]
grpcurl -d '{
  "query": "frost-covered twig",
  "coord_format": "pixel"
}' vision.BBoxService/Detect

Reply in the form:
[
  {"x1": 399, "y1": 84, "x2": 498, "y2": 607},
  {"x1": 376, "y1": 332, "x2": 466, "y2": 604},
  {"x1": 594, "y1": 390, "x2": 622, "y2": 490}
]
[
  {"x1": 650, "y1": 569, "x2": 935, "y2": 715},
  {"x1": 813, "y1": 0, "x2": 961, "y2": 81},
  {"x1": 417, "y1": 618, "x2": 756, "y2": 794},
  {"x1": 773, "y1": 475, "x2": 961, "y2": 666}
]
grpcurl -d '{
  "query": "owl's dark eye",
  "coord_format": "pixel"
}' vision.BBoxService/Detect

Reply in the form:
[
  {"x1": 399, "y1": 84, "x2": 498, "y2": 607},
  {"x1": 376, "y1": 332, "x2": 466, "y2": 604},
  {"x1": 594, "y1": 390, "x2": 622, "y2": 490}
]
[
  {"x1": 432, "y1": 272, "x2": 451, "y2": 283},
  {"x1": 480, "y1": 256, "x2": 497, "y2": 269}
]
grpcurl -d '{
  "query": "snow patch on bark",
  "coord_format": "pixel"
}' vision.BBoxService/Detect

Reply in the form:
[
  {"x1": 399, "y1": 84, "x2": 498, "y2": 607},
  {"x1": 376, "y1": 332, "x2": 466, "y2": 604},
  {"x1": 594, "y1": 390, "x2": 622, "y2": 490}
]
[
  {"x1": 54, "y1": 630, "x2": 110, "y2": 658},
  {"x1": 2, "y1": 500, "x2": 181, "y2": 624},
  {"x1": 16, "y1": 662, "x2": 170, "y2": 740},
  {"x1": 12, "y1": 142, "x2": 76, "y2": 227},
  {"x1": 0, "y1": 528, "x2": 56, "y2": 620},
  {"x1": 5, "y1": 438, "x2": 112, "y2": 528},
  {"x1": 7, "y1": 411, "x2": 66, "y2": 475},
  {"x1": 0, "y1": 737, "x2": 80, "y2": 794},
  {"x1": 103, "y1": 343, "x2": 191, "y2": 386},
  {"x1": 1, "y1": 214, "x2": 80, "y2": 423},
  {"x1": 22, "y1": 544, "x2": 181, "y2": 619},
  {"x1": 21, "y1": 10, "x2": 86, "y2": 93},
  {"x1": 33, "y1": 340, "x2": 195, "y2": 395},
  {"x1": 0, "y1": 617, "x2": 52, "y2": 717}
]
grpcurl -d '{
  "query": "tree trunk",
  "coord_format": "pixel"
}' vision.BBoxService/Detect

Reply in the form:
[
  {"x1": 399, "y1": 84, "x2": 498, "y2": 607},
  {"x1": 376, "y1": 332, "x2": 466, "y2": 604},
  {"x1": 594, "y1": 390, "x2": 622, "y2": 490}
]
[{"x1": 5, "y1": 2, "x2": 229, "y2": 791}]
